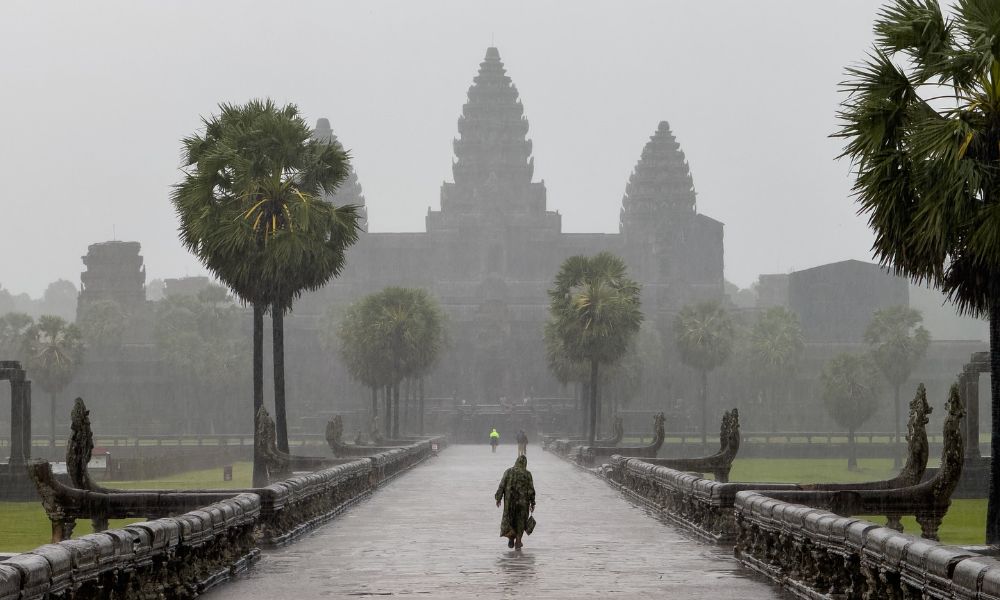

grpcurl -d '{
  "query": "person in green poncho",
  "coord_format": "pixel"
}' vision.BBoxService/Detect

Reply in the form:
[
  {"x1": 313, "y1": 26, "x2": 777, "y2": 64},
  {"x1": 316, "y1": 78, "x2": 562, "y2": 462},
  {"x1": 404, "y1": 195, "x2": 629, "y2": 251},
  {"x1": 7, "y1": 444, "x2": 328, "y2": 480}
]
[{"x1": 495, "y1": 455, "x2": 536, "y2": 549}]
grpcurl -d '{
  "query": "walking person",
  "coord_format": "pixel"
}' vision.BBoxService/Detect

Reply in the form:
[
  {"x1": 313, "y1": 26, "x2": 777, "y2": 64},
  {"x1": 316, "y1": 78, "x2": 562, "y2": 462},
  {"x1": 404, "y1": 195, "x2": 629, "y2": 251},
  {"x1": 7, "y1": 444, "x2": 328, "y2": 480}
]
[
  {"x1": 516, "y1": 429, "x2": 528, "y2": 456},
  {"x1": 489, "y1": 426, "x2": 500, "y2": 453},
  {"x1": 495, "y1": 455, "x2": 536, "y2": 549}
]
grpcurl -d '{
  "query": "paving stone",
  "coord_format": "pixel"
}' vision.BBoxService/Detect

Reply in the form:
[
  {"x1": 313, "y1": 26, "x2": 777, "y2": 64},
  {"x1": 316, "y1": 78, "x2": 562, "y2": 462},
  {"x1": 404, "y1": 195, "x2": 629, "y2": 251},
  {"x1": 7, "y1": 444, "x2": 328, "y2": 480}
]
[{"x1": 205, "y1": 446, "x2": 787, "y2": 599}]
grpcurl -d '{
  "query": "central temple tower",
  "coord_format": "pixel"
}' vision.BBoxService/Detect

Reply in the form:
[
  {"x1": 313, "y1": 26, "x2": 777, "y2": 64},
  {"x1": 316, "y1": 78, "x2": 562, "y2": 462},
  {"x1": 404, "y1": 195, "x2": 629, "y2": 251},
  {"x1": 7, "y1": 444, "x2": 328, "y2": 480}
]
[{"x1": 426, "y1": 47, "x2": 560, "y2": 234}]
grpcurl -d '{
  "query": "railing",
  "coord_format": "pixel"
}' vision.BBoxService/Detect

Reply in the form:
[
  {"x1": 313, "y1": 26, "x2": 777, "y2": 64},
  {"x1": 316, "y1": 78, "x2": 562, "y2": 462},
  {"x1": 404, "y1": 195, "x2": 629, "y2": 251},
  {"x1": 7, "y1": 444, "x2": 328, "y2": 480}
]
[
  {"x1": 734, "y1": 491, "x2": 1000, "y2": 599},
  {"x1": 3, "y1": 437, "x2": 448, "y2": 599}
]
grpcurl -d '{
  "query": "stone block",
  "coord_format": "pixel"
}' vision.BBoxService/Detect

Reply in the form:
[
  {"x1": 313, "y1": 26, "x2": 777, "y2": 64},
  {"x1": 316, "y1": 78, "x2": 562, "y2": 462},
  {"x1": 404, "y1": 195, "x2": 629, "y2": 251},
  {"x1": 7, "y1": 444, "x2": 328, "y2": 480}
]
[
  {"x1": 921, "y1": 546, "x2": 974, "y2": 595},
  {"x1": 882, "y1": 530, "x2": 920, "y2": 570},
  {"x1": 58, "y1": 538, "x2": 100, "y2": 582},
  {"x1": 0, "y1": 564, "x2": 21, "y2": 600},
  {"x1": 27, "y1": 544, "x2": 71, "y2": 596},
  {"x1": 101, "y1": 529, "x2": 137, "y2": 566},
  {"x1": 3, "y1": 553, "x2": 51, "y2": 599},
  {"x1": 844, "y1": 519, "x2": 879, "y2": 553},
  {"x1": 75, "y1": 533, "x2": 118, "y2": 571},
  {"x1": 952, "y1": 556, "x2": 1000, "y2": 600},
  {"x1": 177, "y1": 513, "x2": 211, "y2": 547}
]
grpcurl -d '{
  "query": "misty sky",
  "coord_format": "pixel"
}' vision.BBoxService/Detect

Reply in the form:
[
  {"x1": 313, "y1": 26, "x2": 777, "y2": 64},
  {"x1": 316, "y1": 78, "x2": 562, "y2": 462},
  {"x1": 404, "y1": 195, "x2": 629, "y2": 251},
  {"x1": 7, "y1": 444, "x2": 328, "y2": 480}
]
[{"x1": 1, "y1": 1, "x2": 890, "y2": 297}]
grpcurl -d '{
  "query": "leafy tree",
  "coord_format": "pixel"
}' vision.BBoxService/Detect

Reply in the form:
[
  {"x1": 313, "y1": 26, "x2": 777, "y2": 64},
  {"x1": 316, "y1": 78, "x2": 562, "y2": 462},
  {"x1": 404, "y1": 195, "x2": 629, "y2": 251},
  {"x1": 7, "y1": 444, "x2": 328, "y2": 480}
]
[
  {"x1": 746, "y1": 307, "x2": 804, "y2": 415},
  {"x1": 153, "y1": 285, "x2": 248, "y2": 433},
  {"x1": 77, "y1": 300, "x2": 126, "y2": 355},
  {"x1": 674, "y1": 300, "x2": 735, "y2": 446},
  {"x1": 336, "y1": 288, "x2": 445, "y2": 438},
  {"x1": 22, "y1": 316, "x2": 83, "y2": 450},
  {"x1": 0, "y1": 312, "x2": 34, "y2": 361},
  {"x1": 821, "y1": 353, "x2": 880, "y2": 471},
  {"x1": 172, "y1": 99, "x2": 362, "y2": 483},
  {"x1": 40, "y1": 280, "x2": 78, "y2": 321},
  {"x1": 864, "y1": 305, "x2": 930, "y2": 464},
  {"x1": 547, "y1": 252, "x2": 643, "y2": 445},
  {"x1": 837, "y1": 0, "x2": 1000, "y2": 540}
]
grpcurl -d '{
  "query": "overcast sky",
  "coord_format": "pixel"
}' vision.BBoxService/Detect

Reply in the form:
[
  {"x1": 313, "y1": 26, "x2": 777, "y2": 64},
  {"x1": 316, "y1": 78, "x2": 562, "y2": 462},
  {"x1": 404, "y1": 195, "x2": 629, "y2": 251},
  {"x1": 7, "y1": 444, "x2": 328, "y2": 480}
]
[{"x1": 1, "y1": 0, "x2": 889, "y2": 297}]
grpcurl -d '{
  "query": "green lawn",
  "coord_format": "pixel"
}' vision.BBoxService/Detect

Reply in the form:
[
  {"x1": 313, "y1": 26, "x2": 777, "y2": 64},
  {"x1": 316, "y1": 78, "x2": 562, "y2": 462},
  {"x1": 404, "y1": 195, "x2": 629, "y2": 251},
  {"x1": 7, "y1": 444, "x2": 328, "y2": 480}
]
[
  {"x1": 728, "y1": 458, "x2": 985, "y2": 546},
  {"x1": 0, "y1": 462, "x2": 253, "y2": 553}
]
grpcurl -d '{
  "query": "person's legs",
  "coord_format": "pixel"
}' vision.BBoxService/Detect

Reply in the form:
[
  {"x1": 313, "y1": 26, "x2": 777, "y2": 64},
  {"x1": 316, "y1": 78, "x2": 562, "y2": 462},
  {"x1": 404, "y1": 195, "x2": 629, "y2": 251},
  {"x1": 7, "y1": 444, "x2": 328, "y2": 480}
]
[{"x1": 514, "y1": 533, "x2": 523, "y2": 549}]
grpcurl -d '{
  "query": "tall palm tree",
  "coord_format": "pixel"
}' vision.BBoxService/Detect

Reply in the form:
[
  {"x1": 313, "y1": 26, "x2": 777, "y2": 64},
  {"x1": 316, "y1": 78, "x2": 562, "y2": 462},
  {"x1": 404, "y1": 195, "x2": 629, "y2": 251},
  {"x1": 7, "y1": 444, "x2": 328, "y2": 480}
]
[
  {"x1": 547, "y1": 252, "x2": 643, "y2": 446},
  {"x1": 674, "y1": 300, "x2": 735, "y2": 447},
  {"x1": 22, "y1": 316, "x2": 83, "y2": 453},
  {"x1": 864, "y1": 306, "x2": 930, "y2": 465},
  {"x1": 836, "y1": 0, "x2": 1000, "y2": 539},
  {"x1": 172, "y1": 99, "x2": 361, "y2": 484},
  {"x1": 821, "y1": 353, "x2": 881, "y2": 471},
  {"x1": 334, "y1": 298, "x2": 389, "y2": 434}
]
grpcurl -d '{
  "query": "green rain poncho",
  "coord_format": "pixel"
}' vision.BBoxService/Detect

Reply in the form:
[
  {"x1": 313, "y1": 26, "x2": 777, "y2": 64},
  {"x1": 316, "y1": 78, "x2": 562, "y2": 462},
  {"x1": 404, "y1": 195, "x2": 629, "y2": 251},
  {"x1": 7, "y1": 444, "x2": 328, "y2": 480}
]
[{"x1": 495, "y1": 455, "x2": 536, "y2": 538}]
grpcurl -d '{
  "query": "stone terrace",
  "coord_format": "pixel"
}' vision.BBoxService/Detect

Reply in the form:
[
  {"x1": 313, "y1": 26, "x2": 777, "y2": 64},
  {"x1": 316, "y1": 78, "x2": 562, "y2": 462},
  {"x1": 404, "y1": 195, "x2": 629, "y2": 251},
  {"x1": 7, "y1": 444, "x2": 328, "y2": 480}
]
[{"x1": 204, "y1": 445, "x2": 785, "y2": 599}]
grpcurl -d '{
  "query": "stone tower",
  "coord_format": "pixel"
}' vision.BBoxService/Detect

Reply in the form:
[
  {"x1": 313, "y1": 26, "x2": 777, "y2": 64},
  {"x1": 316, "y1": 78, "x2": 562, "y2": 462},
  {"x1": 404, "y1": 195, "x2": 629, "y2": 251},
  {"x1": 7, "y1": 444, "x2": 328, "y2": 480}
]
[
  {"x1": 312, "y1": 118, "x2": 368, "y2": 231},
  {"x1": 426, "y1": 47, "x2": 559, "y2": 234},
  {"x1": 620, "y1": 121, "x2": 723, "y2": 309},
  {"x1": 77, "y1": 241, "x2": 146, "y2": 318}
]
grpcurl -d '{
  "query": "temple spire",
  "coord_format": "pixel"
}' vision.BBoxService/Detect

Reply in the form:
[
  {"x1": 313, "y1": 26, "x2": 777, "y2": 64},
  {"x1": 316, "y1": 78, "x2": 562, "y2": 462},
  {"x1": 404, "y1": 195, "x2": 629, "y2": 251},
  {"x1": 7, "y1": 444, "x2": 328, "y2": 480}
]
[
  {"x1": 619, "y1": 121, "x2": 696, "y2": 233},
  {"x1": 312, "y1": 119, "x2": 368, "y2": 230}
]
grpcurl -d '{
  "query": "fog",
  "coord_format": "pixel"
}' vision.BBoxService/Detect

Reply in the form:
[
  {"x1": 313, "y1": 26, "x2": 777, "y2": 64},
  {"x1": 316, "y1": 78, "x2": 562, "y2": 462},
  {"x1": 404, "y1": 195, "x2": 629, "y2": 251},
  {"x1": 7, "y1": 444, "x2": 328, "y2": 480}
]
[{"x1": 1, "y1": 0, "x2": 888, "y2": 296}]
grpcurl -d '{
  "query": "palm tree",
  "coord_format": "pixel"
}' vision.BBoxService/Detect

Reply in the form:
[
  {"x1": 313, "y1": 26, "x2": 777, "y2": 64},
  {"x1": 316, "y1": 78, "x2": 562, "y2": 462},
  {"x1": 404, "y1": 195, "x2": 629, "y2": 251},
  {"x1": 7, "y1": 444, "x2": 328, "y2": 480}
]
[
  {"x1": 821, "y1": 353, "x2": 881, "y2": 471},
  {"x1": 334, "y1": 298, "x2": 389, "y2": 435},
  {"x1": 864, "y1": 306, "x2": 930, "y2": 466},
  {"x1": 172, "y1": 99, "x2": 361, "y2": 484},
  {"x1": 408, "y1": 292, "x2": 446, "y2": 436},
  {"x1": 836, "y1": 0, "x2": 1000, "y2": 539},
  {"x1": 547, "y1": 252, "x2": 643, "y2": 446},
  {"x1": 746, "y1": 307, "x2": 804, "y2": 415},
  {"x1": 674, "y1": 300, "x2": 735, "y2": 447},
  {"x1": 22, "y1": 316, "x2": 83, "y2": 453}
]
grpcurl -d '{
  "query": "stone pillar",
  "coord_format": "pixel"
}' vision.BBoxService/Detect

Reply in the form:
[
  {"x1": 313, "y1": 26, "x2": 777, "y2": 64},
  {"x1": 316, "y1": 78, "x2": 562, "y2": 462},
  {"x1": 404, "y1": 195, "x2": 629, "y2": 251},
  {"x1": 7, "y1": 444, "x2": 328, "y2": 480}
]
[{"x1": 9, "y1": 379, "x2": 31, "y2": 467}]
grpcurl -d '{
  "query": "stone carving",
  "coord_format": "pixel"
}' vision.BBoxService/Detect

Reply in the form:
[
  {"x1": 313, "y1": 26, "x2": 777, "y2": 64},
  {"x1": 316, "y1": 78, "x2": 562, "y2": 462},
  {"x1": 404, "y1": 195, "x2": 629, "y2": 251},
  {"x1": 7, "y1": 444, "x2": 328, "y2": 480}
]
[
  {"x1": 572, "y1": 412, "x2": 666, "y2": 467},
  {"x1": 642, "y1": 408, "x2": 741, "y2": 482},
  {"x1": 257, "y1": 406, "x2": 291, "y2": 481},
  {"x1": 761, "y1": 383, "x2": 964, "y2": 540},
  {"x1": 0, "y1": 360, "x2": 34, "y2": 501},
  {"x1": 326, "y1": 415, "x2": 410, "y2": 457}
]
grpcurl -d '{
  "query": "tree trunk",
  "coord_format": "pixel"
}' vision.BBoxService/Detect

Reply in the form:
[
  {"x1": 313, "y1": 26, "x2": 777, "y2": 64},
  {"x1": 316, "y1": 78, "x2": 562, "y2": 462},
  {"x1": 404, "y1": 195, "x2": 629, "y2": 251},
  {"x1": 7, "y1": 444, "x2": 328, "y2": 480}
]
[
  {"x1": 384, "y1": 385, "x2": 392, "y2": 437},
  {"x1": 581, "y1": 381, "x2": 589, "y2": 435},
  {"x1": 848, "y1": 427, "x2": 858, "y2": 471},
  {"x1": 252, "y1": 303, "x2": 266, "y2": 487},
  {"x1": 403, "y1": 378, "x2": 411, "y2": 435},
  {"x1": 392, "y1": 383, "x2": 400, "y2": 439},
  {"x1": 418, "y1": 378, "x2": 425, "y2": 436},
  {"x1": 50, "y1": 391, "x2": 56, "y2": 459},
  {"x1": 893, "y1": 383, "x2": 902, "y2": 469},
  {"x1": 371, "y1": 386, "x2": 378, "y2": 417},
  {"x1": 700, "y1": 369, "x2": 708, "y2": 450},
  {"x1": 272, "y1": 303, "x2": 289, "y2": 453},
  {"x1": 589, "y1": 359, "x2": 599, "y2": 446},
  {"x1": 986, "y1": 302, "x2": 1000, "y2": 543}
]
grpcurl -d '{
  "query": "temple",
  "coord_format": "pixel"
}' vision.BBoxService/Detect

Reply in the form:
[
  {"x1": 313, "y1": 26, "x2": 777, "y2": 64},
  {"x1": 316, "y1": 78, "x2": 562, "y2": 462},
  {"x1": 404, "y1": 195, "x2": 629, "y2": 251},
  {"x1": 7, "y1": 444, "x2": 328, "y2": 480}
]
[{"x1": 293, "y1": 47, "x2": 725, "y2": 403}]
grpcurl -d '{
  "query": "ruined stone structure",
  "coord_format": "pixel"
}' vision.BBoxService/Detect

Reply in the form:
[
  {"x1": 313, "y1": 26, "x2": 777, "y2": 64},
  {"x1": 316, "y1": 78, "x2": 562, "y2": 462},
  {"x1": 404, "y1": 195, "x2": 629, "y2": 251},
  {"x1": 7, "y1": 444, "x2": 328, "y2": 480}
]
[
  {"x1": 0, "y1": 361, "x2": 33, "y2": 500},
  {"x1": 293, "y1": 47, "x2": 725, "y2": 406},
  {"x1": 76, "y1": 241, "x2": 146, "y2": 318}
]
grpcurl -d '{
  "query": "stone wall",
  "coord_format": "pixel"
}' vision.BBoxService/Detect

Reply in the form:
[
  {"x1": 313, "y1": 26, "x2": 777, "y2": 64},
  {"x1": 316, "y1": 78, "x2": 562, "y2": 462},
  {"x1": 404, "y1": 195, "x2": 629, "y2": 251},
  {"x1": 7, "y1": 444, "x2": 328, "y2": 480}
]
[{"x1": 1, "y1": 438, "x2": 446, "y2": 599}]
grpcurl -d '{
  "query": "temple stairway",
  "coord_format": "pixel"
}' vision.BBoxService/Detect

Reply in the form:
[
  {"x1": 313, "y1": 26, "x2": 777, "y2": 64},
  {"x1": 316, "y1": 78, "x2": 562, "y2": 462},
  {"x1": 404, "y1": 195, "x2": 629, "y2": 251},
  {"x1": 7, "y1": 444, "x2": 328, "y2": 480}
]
[{"x1": 204, "y1": 445, "x2": 786, "y2": 599}]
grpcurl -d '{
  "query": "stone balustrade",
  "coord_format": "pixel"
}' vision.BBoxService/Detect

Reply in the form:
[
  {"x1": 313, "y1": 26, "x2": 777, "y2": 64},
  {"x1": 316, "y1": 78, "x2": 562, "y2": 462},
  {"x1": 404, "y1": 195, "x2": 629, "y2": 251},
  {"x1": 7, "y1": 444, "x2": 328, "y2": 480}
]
[
  {"x1": 733, "y1": 490, "x2": 1000, "y2": 599},
  {"x1": 0, "y1": 493, "x2": 260, "y2": 600},
  {"x1": 604, "y1": 454, "x2": 801, "y2": 543},
  {"x1": 7, "y1": 437, "x2": 446, "y2": 598}
]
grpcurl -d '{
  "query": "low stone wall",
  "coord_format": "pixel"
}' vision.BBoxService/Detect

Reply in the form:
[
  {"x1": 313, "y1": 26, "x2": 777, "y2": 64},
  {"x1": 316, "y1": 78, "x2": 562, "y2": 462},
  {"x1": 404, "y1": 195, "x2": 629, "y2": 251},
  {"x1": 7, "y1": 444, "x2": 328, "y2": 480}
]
[
  {"x1": 603, "y1": 455, "x2": 801, "y2": 543},
  {"x1": 105, "y1": 446, "x2": 250, "y2": 481},
  {"x1": 734, "y1": 490, "x2": 1000, "y2": 599},
  {"x1": 3, "y1": 437, "x2": 447, "y2": 599},
  {"x1": 0, "y1": 494, "x2": 260, "y2": 600}
]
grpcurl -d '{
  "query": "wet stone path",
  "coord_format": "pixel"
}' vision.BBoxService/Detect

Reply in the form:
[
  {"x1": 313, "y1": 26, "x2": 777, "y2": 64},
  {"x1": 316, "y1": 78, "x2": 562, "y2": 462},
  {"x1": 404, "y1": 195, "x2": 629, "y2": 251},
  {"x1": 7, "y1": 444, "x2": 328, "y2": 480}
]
[{"x1": 205, "y1": 445, "x2": 786, "y2": 599}]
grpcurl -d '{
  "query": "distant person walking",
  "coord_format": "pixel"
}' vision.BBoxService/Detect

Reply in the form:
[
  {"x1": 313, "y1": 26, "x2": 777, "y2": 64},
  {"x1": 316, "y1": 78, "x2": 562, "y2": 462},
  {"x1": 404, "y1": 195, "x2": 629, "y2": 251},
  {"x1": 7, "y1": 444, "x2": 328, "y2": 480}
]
[
  {"x1": 516, "y1": 429, "x2": 528, "y2": 456},
  {"x1": 489, "y1": 427, "x2": 500, "y2": 453},
  {"x1": 495, "y1": 455, "x2": 536, "y2": 550}
]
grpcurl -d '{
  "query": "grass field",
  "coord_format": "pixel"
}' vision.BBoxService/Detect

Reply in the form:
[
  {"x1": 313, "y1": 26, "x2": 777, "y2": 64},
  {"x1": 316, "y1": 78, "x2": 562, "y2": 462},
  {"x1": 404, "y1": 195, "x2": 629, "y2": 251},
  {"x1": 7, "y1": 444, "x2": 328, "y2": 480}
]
[
  {"x1": 728, "y1": 458, "x2": 985, "y2": 546},
  {"x1": 0, "y1": 462, "x2": 253, "y2": 553}
]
